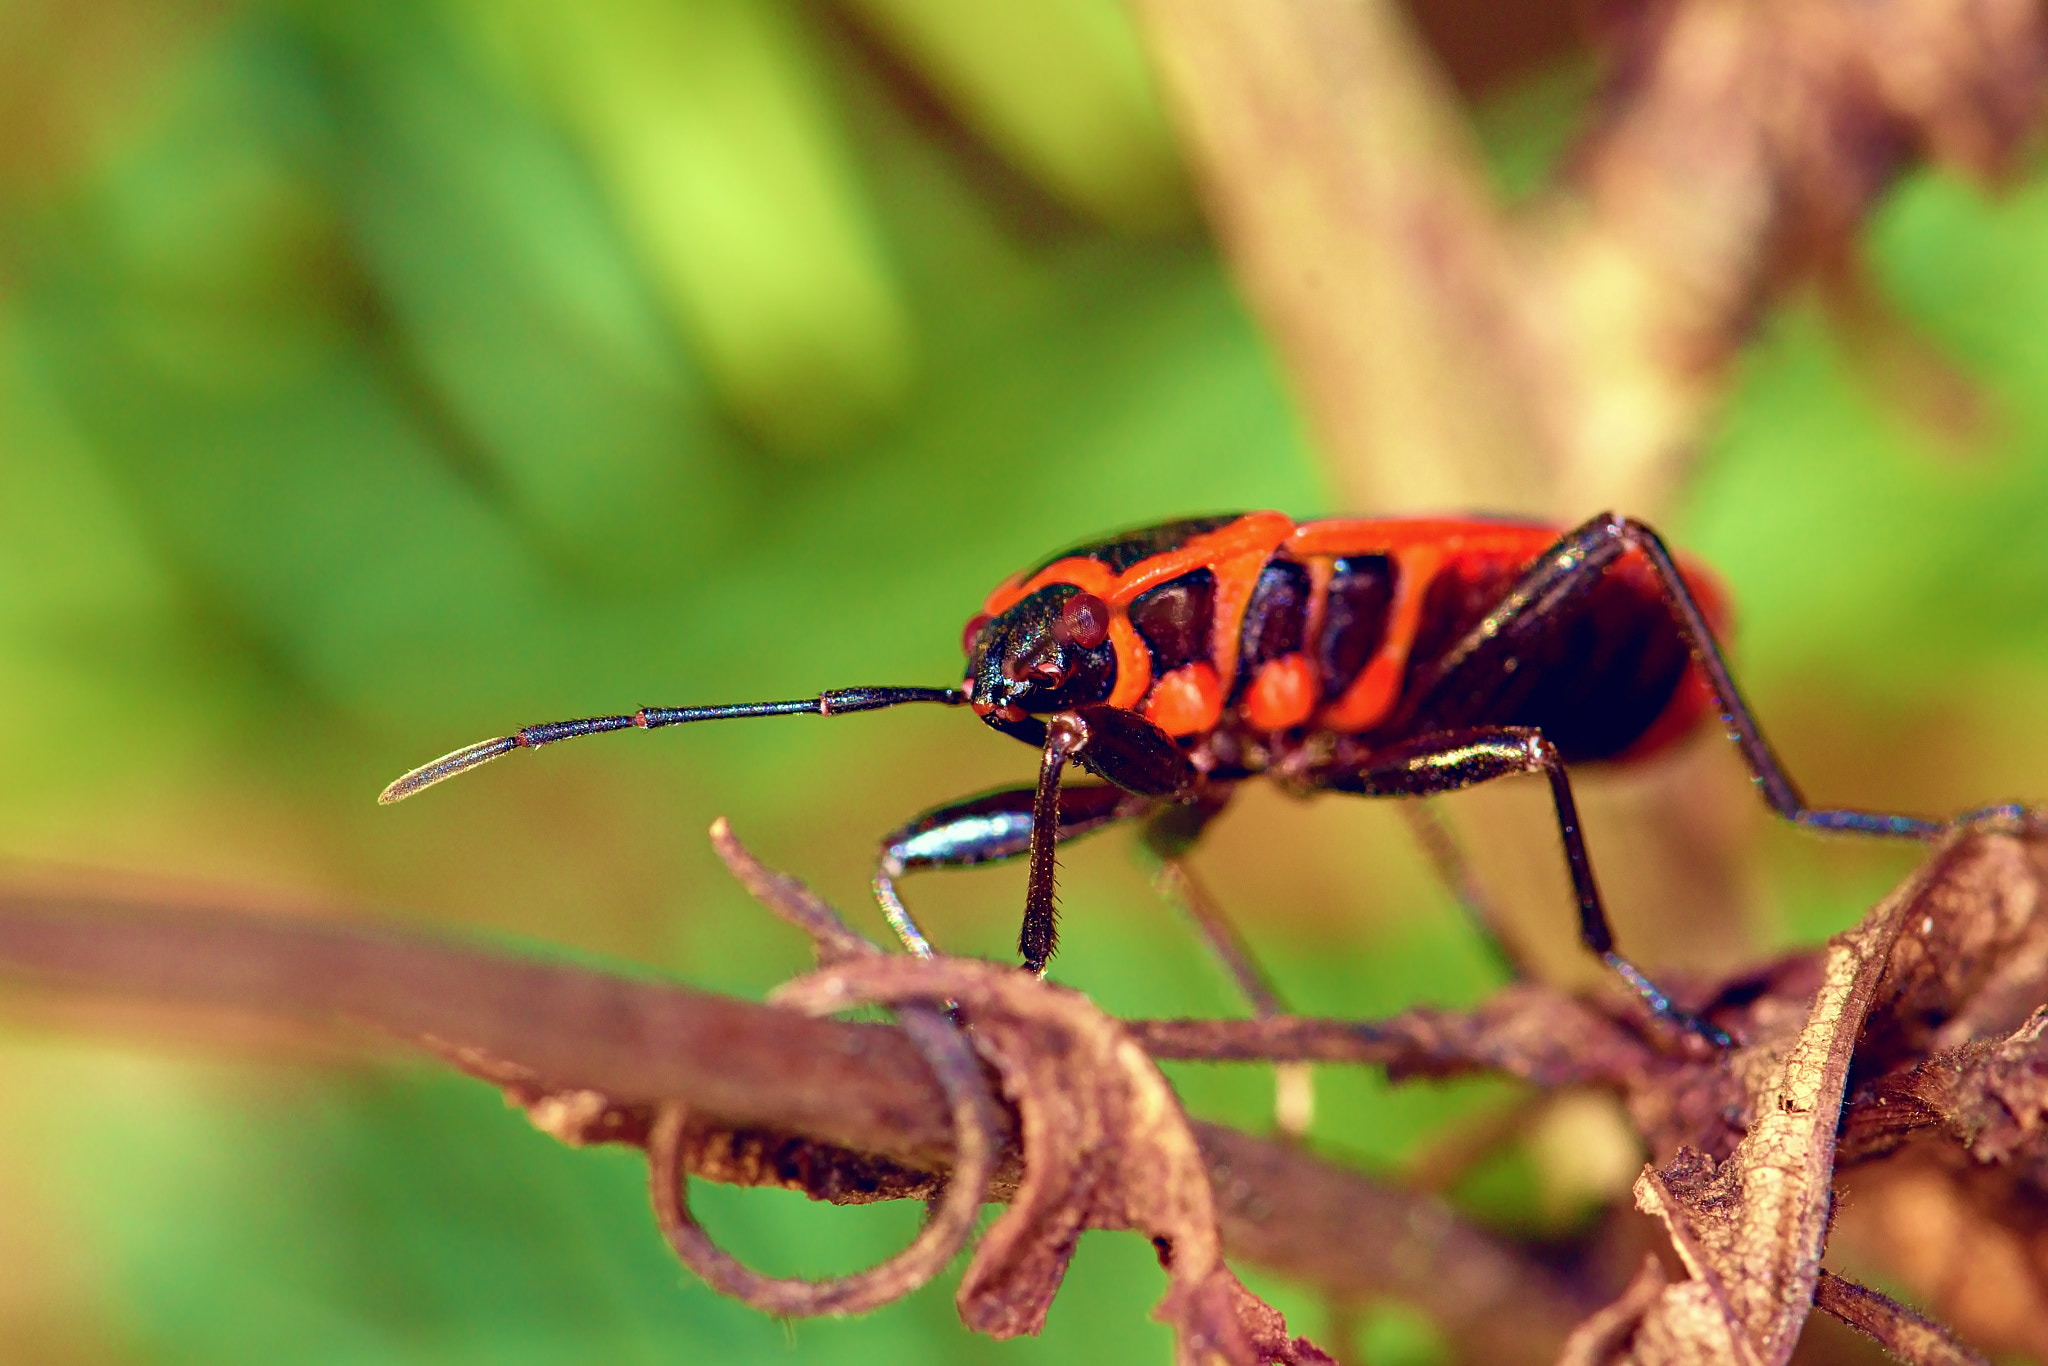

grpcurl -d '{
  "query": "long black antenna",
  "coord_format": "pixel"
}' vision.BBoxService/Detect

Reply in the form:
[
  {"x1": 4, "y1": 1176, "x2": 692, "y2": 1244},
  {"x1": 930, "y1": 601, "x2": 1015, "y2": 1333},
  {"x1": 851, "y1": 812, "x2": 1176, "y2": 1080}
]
[{"x1": 379, "y1": 685, "x2": 966, "y2": 805}]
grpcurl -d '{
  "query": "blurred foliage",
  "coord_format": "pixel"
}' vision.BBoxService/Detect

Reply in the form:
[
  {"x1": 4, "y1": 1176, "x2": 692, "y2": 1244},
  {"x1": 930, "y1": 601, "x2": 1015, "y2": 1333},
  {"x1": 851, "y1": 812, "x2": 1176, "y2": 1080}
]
[{"x1": 2, "y1": 0, "x2": 2048, "y2": 1362}]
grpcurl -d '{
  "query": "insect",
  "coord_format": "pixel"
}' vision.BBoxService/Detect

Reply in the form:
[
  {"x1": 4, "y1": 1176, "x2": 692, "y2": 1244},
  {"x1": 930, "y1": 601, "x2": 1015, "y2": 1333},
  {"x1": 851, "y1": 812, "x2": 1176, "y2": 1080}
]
[{"x1": 381, "y1": 511, "x2": 1955, "y2": 1044}]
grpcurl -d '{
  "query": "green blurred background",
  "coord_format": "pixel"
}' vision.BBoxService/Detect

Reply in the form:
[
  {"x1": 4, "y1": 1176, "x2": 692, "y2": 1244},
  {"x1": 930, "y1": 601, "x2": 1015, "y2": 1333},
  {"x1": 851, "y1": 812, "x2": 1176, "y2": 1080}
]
[{"x1": 3, "y1": 0, "x2": 2048, "y2": 1361}]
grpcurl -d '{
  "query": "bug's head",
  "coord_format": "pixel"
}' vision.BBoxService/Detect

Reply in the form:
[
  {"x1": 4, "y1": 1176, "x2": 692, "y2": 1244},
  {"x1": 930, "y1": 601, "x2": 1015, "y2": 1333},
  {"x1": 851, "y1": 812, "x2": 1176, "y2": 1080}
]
[{"x1": 961, "y1": 584, "x2": 1117, "y2": 743}]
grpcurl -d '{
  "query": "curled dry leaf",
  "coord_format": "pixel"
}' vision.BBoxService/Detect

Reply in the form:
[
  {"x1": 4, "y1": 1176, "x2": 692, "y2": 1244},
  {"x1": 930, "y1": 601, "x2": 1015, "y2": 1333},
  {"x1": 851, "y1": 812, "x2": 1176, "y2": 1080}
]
[
  {"x1": 434, "y1": 1000, "x2": 1004, "y2": 1319},
  {"x1": 642, "y1": 822, "x2": 1005, "y2": 1317},
  {"x1": 1817, "y1": 827, "x2": 2048, "y2": 1357},
  {"x1": 1582, "y1": 828, "x2": 1933, "y2": 1364},
  {"x1": 638, "y1": 1016, "x2": 996, "y2": 1318},
  {"x1": 772, "y1": 956, "x2": 1333, "y2": 1366},
  {"x1": 1541, "y1": 825, "x2": 2048, "y2": 1364},
  {"x1": 1941, "y1": 1007, "x2": 2048, "y2": 1163},
  {"x1": 1840, "y1": 1007, "x2": 2048, "y2": 1165},
  {"x1": 1855, "y1": 827, "x2": 2048, "y2": 1068}
]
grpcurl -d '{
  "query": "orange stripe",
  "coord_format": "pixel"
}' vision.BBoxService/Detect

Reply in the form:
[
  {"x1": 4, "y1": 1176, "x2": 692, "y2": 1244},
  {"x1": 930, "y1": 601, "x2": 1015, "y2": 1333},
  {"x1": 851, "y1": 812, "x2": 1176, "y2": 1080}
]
[
  {"x1": 1285, "y1": 516, "x2": 1559, "y2": 561},
  {"x1": 1301, "y1": 555, "x2": 1333, "y2": 661},
  {"x1": 1315, "y1": 544, "x2": 1446, "y2": 733},
  {"x1": 1109, "y1": 512, "x2": 1295, "y2": 604},
  {"x1": 981, "y1": 557, "x2": 1116, "y2": 617},
  {"x1": 1105, "y1": 615, "x2": 1152, "y2": 711},
  {"x1": 1204, "y1": 547, "x2": 1278, "y2": 693}
]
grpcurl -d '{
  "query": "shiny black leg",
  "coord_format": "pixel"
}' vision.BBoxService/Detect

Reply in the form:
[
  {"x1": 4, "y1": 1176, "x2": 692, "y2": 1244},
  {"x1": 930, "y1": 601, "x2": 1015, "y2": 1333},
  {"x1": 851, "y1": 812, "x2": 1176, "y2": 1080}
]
[
  {"x1": 1406, "y1": 512, "x2": 1949, "y2": 840},
  {"x1": 1020, "y1": 717, "x2": 1089, "y2": 972},
  {"x1": 873, "y1": 779, "x2": 1150, "y2": 960},
  {"x1": 1012, "y1": 706, "x2": 1201, "y2": 973},
  {"x1": 1322, "y1": 725, "x2": 1732, "y2": 1045}
]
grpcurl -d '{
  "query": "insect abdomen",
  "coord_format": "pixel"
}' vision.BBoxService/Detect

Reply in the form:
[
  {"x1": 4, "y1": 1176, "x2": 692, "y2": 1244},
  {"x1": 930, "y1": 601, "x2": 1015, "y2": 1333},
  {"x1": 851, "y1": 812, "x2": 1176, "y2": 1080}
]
[{"x1": 1385, "y1": 548, "x2": 1711, "y2": 764}]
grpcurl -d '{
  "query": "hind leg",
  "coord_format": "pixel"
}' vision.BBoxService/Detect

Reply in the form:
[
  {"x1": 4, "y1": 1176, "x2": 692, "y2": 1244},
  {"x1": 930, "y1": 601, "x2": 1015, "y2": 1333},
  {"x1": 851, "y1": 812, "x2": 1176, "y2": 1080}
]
[{"x1": 1144, "y1": 796, "x2": 1314, "y2": 1137}]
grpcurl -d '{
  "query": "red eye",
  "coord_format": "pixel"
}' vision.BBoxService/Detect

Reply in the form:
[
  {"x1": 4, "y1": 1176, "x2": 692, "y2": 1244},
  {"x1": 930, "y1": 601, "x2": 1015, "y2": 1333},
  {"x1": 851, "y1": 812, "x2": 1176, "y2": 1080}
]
[
  {"x1": 961, "y1": 613, "x2": 993, "y2": 657},
  {"x1": 1057, "y1": 592, "x2": 1111, "y2": 649}
]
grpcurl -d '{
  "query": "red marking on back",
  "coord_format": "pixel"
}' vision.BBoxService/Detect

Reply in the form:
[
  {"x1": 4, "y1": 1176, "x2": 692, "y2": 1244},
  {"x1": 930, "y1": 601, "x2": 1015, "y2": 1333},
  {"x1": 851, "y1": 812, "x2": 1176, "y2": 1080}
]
[
  {"x1": 1314, "y1": 543, "x2": 1446, "y2": 732},
  {"x1": 1106, "y1": 617, "x2": 1153, "y2": 711},
  {"x1": 1285, "y1": 516, "x2": 1559, "y2": 562},
  {"x1": 1145, "y1": 662, "x2": 1223, "y2": 737},
  {"x1": 1243, "y1": 655, "x2": 1317, "y2": 731}
]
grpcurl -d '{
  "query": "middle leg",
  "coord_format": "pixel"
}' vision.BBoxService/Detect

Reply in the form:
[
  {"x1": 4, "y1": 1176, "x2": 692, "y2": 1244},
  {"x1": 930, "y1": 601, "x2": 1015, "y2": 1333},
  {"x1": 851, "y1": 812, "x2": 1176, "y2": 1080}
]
[
  {"x1": 1320, "y1": 726, "x2": 1733, "y2": 1045},
  {"x1": 1143, "y1": 795, "x2": 1315, "y2": 1137}
]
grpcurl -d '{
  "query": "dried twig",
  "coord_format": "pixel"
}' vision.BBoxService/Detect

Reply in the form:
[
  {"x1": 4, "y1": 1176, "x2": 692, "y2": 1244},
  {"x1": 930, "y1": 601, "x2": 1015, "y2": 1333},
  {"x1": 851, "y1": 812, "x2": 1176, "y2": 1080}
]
[
  {"x1": 1813, "y1": 1270, "x2": 1994, "y2": 1366},
  {"x1": 0, "y1": 877, "x2": 1588, "y2": 1362},
  {"x1": 7, "y1": 823, "x2": 2048, "y2": 1361},
  {"x1": 644, "y1": 1005, "x2": 996, "y2": 1315}
]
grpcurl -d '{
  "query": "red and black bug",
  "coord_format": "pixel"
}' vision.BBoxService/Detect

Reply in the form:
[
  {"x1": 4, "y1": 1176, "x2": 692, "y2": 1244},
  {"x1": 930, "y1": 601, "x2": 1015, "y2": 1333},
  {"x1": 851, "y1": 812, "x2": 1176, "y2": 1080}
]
[{"x1": 380, "y1": 511, "x2": 1985, "y2": 1044}]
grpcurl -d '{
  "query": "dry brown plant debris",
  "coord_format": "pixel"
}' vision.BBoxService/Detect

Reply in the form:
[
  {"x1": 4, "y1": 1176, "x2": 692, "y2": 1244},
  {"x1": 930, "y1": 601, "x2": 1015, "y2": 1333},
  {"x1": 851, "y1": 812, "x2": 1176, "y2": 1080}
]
[
  {"x1": 3, "y1": 817, "x2": 2048, "y2": 1361},
  {"x1": 1127, "y1": 0, "x2": 2048, "y2": 521}
]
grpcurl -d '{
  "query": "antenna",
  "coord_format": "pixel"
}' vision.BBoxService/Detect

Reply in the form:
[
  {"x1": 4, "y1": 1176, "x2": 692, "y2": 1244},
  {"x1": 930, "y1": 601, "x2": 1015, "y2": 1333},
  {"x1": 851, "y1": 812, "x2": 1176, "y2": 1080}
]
[{"x1": 379, "y1": 685, "x2": 966, "y2": 804}]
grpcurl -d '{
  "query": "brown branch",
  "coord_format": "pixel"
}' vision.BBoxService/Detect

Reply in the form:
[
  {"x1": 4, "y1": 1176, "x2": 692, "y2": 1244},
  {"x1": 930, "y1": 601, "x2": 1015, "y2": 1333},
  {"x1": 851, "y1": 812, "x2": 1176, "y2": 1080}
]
[
  {"x1": 10, "y1": 824, "x2": 2044, "y2": 1361},
  {"x1": 0, "y1": 888, "x2": 1592, "y2": 1364},
  {"x1": 1128, "y1": 983, "x2": 1655, "y2": 1087},
  {"x1": 1127, "y1": 0, "x2": 1548, "y2": 516},
  {"x1": 0, "y1": 894, "x2": 971, "y2": 1166},
  {"x1": 1813, "y1": 1270, "x2": 1994, "y2": 1366}
]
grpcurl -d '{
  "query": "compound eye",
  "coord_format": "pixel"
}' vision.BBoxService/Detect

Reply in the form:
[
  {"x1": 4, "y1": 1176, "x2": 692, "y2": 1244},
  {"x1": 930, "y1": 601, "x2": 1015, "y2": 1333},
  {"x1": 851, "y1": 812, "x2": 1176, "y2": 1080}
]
[
  {"x1": 1056, "y1": 591, "x2": 1111, "y2": 650},
  {"x1": 961, "y1": 613, "x2": 993, "y2": 657}
]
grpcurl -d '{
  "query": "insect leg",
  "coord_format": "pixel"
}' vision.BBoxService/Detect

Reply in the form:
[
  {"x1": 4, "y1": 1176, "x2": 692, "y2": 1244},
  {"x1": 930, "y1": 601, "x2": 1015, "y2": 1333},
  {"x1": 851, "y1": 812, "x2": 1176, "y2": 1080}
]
[
  {"x1": 1144, "y1": 795, "x2": 1315, "y2": 1137},
  {"x1": 1397, "y1": 799, "x2": 1537, "y2": 982},
  {"x1": 1020, "y1": 717, "x2": 1090, "y2": 973},
  {"x1": 874, "y1": 783, "x2": 1149, "y2": 959},
  {"x1": 1606, "y1": 515, "x2": 2031, "y2": 835},
  {"x1": 1415, "y1": 511, "x2": 1959, "y2": 839},
  {"x1": 1142, "y1": 794, "x2": 1284, "y2": 1015},
  {"x1": 1323, "y1": 726, "x2": 1731, "y2": 1045},
  {"x1": 1012, "y1": 706, "x2": 1202, "y2": 973}
]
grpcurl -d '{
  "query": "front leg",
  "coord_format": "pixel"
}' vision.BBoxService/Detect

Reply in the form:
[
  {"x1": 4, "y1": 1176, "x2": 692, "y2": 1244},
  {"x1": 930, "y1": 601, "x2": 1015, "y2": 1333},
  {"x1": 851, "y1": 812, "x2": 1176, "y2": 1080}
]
[
  {"x1": 1017, "y1": 706, "x2": 1200, "y2": 972},
  {"x1": 875, "y1": 781, "x2": 1149, "y2": 959},
  {"x1": 1322, "y1": 726, "x2": 1732, "y2": 1046}
]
